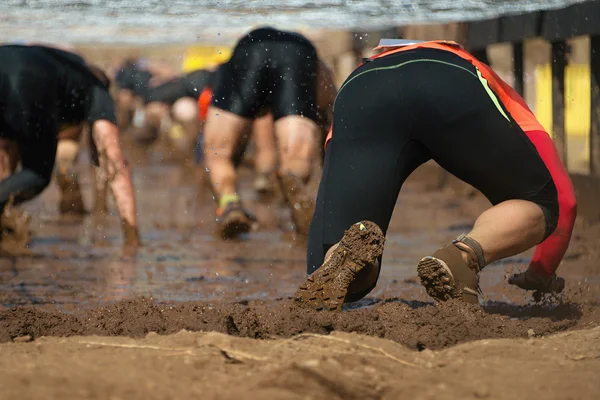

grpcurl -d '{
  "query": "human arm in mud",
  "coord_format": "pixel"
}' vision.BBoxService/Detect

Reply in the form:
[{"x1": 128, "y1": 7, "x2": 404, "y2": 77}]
[
  {"x1": 88, "y1": 85, "x2": 140, "y2": 247},
  {"x1": 91, "y1": 120, "x2": 140, "y2": 246}
]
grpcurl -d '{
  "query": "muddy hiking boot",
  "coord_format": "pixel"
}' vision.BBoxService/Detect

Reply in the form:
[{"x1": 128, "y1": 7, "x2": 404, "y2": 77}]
[
  {"x1": 216, "y1": 199, "x2": 255, "y2": 239},
  {"x1": 56, "y1": 168, "x2": 87, "y2": 216},
  {"x1": 278, "y1": 172, "x2": 314, "y2": 236},
  {"x1": 417, "y1": 235, "x2": 484, "y2": 305},
  {"x1": 295, "y1": 221, "x2": 385, "y2": 312},
  {"x1": 507, "y1": 269, "x2": 565, "y2": 294}
]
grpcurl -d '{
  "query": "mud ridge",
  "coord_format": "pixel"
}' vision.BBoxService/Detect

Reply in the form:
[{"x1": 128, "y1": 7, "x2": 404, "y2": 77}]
[{"x1": 1, "y1": 297, "x2": 595, "y2": 350}]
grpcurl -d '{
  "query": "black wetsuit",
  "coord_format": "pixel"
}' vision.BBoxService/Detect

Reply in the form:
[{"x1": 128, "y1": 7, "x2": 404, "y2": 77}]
[
  {"x1": 144, "y1": 69, "x2": 214, "y2": 105},
  {"x1": 0, "y1": 45, "x2": 116, "y2": 211},
  {"x1": 307, "y1": 47, "x2": 561, "y2": 300},
  {"x1": 212, "y1": 27, "x2": 319, "y2": 122}
]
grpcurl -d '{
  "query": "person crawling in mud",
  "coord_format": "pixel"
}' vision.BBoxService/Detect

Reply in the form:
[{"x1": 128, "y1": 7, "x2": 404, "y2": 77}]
[
  {"x1": 295, "y1": 39, "x2": 577, "y2": 311},
  {"x1": 203, "y1": 26, "x2": 337, "y2": 239},
  {"x1": 113, "y1": 58, "x2": 175, "y2": 132},
  {"x1": 132, "y1": 68, "x2": 215, "y2": 159},
  {"x1": 196, "y1": 76, "x2": 279, "y2": 199},
  {"x1": 0, "y1": 44, "x2": 140, "y2": 248}
]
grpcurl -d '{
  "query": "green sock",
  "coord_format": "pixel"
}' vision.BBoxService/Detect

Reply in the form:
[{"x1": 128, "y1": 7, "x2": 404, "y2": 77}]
[{"x1": 219, "y1": 194, "x2": 240, "y2": 209}]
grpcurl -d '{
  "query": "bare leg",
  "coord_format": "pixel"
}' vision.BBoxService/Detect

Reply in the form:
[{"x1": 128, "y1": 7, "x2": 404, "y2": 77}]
[
  {"x1": 204, "y1": 107, "x2": 252, "y2": 200},
  {"x1": 116, "y1": 89, "x2": 136, "y2": 131},
  {"x1": 203, "y1": 106, "x2": 253, "y2": 238},
  {"x1": 136, "y1": 101, "x2": 167, "y2": 144},
  {"x1": 418, "y1": 199, "x2": 548, "y2": 304},
  {"x1": 252, "y1": 113, "x2": 277, "y2": 196},
  {"x1": 253, "y1": 113, "x2": 277, "y2": 174},
  {"x1": 275, "y1": 115, "x2": 318, "y2": 235},
  {"x1": 275, "y1": 115, "x2": 317, "y2": 180},
  {"x1": 462, "y1": 200, "x2": 546, "y2": 264},
  {"x1": 0, "y1": 139, "x2": 19, "y2": 181},
  {"x1": 171, "y1": 97, "x2": 200, "y2": 159},
  {"x1": 56, "y1": 125, "x2": 87, "y2": 215}
]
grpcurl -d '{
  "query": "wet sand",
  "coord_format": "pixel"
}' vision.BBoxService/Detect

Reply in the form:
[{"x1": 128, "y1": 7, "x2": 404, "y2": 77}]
[{"x1": 0, "y1": 137, "x2": 599, "y2": 398}]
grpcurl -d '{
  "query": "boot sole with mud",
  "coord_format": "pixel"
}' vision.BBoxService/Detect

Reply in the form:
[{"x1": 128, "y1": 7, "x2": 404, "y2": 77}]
[
  {"x1": 417, "y1": 256, "x2": 459, "y2": 302},
  {"x1": 294, "y1": 221, "x2": 384, "y2": 312}
]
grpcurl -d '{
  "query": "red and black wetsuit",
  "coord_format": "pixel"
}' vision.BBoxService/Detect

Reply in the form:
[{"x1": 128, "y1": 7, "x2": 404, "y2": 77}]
[{"x1": 310, "y1": 41, "x2": 576, "y2": 299}]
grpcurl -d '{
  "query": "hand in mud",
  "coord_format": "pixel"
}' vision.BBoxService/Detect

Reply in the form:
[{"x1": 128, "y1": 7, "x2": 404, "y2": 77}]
[{"x1": 507, "y1": 269, "x2": 565, "y2": 301}]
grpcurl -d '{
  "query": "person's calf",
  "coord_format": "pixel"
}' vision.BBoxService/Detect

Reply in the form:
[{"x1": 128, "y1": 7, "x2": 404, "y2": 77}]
[
  {"x1": 55, "y1": 140, "x2": 86, "y2": 215},
  {"x1": 0, "y1": 139, "x2": 19, "y2": 181}
]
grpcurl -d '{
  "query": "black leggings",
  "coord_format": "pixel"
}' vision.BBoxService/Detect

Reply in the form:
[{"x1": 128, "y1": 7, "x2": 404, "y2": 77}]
[{"x1": 307, "y1": 49, "x2": 558, "y2": 296}]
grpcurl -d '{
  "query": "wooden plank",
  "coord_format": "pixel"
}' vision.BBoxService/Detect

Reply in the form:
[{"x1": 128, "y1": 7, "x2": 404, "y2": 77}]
[
  {"x1": 590, "y1": 35, "x2": 600, "y2": 176},
  {"x1": 513, "y1": 42, "x2": 524, "y2": 96},
  {"x1": 551, "y1": 41, "x2": 568, "y2": 164}
]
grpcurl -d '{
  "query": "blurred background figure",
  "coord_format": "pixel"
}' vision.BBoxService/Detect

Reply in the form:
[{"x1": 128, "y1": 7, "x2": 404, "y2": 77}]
[{"x1": 0, "y1": 44, "x2": 140, "y2": 249}]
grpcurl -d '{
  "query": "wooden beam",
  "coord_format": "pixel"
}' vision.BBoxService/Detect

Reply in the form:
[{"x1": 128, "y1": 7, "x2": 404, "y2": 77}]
[
  {"x1": 551, "y1": 41, "x2": 568, "y2": 164},
  {"x1": 471, "y1": 48, "x2": 489, "y2": 65},
  {"x1": 512, "y1": 42, "x2": 524, "y2": 96}
]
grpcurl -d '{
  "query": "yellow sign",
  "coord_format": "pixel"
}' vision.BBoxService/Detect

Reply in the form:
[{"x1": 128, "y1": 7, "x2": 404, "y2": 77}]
[{"x1": 182, "y1": 45, "x2": 232, "y2": 72}]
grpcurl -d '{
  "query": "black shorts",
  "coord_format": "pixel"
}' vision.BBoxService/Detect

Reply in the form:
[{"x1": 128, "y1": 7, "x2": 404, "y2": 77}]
[
  {"x1": 307, "y1": 48, "x2": 558, "y2": 294},
  {"x1": 144, "y1": 69, "x2": 213, "y2": 105},
  {"x1": 212, "y1": 27, "x2": 319, "y2": 122}
]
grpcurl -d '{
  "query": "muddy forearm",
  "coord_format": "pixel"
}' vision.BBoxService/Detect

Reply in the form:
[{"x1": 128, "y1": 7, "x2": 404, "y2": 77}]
[{"x1": 92, "y1": 120, "x2": 138, "y2": 228}]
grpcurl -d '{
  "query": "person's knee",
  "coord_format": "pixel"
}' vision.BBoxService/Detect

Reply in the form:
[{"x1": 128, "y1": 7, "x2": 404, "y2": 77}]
[
  {"x1": 204, "y1": 109, "x2": 250, "y2": 162},
  {"x1": 203, "y1": 130, "x2": 236, "y2": 163},
  {"x1": 56, "y1": 140, "x2": 80, "y2": 166},
  {"x1": 0, "y1": 139, "x2": 19, "y2": 180},
  {"x1": 172, "y1": 97, "x2": 198, "y2": 123},
  {"x1": 275, "y1": 115, "x2": 317, "y2": 178},
  {"x1": 144, "y1": 102, "x2": 168, "y2": 126}
]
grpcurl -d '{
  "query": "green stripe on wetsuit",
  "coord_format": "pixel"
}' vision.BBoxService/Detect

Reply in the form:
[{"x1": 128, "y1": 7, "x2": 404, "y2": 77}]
[{"x1": 335, "y1": 58, "x2": 510, "y2": 122}]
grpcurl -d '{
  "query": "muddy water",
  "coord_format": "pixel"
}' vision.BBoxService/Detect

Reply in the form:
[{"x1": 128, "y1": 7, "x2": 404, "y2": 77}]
[{"x1": 0, "y1": 138, "x2": 598, "y2": 316}]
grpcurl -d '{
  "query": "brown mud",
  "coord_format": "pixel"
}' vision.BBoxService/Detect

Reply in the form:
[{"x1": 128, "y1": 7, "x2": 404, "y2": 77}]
[
  {"x1": 1, "y1": 295, "x2": 594, "y2": 351},
  {"x1": 0, "y1": 139, "x2": 599, "y2": 398}
]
